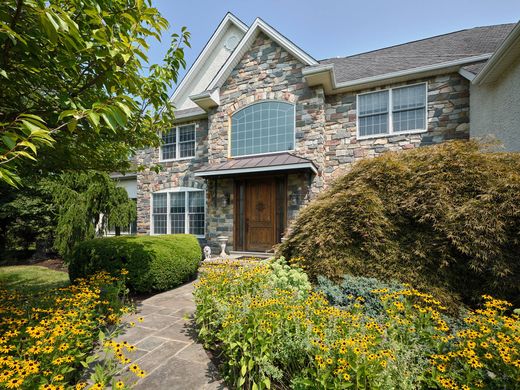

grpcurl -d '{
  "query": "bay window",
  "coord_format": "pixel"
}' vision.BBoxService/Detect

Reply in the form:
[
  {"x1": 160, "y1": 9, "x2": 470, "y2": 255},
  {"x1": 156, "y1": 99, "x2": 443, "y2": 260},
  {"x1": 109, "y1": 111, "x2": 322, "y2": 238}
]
[{"x1": 152, "y1": 189, "x2": 205, "y2": 236}]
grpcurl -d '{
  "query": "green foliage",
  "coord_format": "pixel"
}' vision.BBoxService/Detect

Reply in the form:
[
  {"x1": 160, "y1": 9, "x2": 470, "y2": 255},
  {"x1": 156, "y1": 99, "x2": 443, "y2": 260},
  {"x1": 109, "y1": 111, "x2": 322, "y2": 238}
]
[
  {"x1": 69, "y1": 234, "x2": 202, "y2": 293},
  {"x1": 0, "y1": 182, "x2": 56, "y2": 257},
  {"x1": 42, "y1": 171, "x2": 136, "y2": 258},
  {"x1": 317, "y1": 274, "x2": 404, "y2": 317},
  {"x1": 262, "y1": 257, "x2": 311, "y2": 297},
  {"x1": 0, "y1": 0, "x2": 190, "y2": 184},
  {"x1": 278, "y1": 141, "x2": 520, "y2": 308},
  {"x1": 195, "y1": 262, "x2": 520, "y2": 390}
]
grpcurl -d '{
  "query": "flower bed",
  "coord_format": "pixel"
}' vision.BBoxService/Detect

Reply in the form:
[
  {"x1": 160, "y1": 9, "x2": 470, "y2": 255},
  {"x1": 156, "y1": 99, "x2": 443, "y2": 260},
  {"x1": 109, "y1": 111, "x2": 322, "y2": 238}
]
[
  {"x1": 194, "y1": 259, "x2": 520, "y2": 389},
  {"x1": 0, "y1": 271, "x2": 141, "y2": 389}
]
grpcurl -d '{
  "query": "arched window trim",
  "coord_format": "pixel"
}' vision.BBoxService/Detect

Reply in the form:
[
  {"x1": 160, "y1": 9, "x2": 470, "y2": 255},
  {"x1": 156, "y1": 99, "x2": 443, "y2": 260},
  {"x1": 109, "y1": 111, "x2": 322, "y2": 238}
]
[{"x1": 229, "y1": 100, "x2": 296, "y2": 158}]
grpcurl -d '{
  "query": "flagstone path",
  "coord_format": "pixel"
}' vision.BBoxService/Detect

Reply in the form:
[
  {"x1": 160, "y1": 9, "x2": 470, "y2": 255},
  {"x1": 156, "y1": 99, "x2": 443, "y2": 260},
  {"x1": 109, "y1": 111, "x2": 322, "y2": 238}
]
[{"x1": 116, "y1": 282, "x2": 226, "y2": 390}]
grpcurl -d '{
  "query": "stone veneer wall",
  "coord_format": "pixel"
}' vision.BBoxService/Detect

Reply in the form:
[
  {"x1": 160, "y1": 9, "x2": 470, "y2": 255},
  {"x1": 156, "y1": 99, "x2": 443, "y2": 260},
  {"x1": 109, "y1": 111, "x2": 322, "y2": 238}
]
[
  {"x1": 135, "y1": 120, "x2": 208, "y2": 234},
  {"x1": 135, "y1": 32, "x2": 470, "y2": 249},
  {"x1": 322, "y1": 73, "x2": 470, "y2": 181}
]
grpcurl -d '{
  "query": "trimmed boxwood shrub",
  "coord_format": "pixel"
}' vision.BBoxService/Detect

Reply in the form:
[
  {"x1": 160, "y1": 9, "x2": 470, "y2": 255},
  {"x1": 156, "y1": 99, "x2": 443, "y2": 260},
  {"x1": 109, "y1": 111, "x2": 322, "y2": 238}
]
[
  {"x1": 69, "y1": 234, "x2": 202, "y2": 293},
  {"x1": 278, "y1": 141, "x2": 520, "y2": 308}
]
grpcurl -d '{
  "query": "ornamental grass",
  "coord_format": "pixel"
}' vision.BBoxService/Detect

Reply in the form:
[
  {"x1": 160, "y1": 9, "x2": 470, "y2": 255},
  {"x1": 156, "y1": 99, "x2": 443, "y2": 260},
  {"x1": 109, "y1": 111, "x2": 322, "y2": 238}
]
[
  {"x1": 194, "y1": 260, "x2": 520, "y2": 389},
  {"x1": 0, "y1": 271, "x2": 144, "y2": 389}
]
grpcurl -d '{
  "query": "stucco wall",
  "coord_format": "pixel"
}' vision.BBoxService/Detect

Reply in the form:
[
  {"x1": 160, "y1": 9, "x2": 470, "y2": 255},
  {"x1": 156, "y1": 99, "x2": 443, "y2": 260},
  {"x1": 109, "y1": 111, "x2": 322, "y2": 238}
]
[{"x1": 470, "y1": 56, "x2": 520, "y2": 151}]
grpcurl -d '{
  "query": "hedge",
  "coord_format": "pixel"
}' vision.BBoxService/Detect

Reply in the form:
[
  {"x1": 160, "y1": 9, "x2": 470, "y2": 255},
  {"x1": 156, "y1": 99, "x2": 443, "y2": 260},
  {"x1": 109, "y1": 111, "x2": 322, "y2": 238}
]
[
  {"x1": 69, "y1": 234, "x2": 202, "y2": 293},
  {"x1": 278, "y1": 141, "x2": 520, "y2": 308}
]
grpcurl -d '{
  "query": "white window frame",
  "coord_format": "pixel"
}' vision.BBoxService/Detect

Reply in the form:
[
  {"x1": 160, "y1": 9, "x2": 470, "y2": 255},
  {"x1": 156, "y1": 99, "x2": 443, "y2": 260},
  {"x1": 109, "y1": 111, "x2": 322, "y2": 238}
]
[
  {"x1": 229, "y1": 100, "x2": 297, "y2": 158},
  {"x1": 356, "y1": 82, "x2": 428, "y2": 140},
  {"x1": 160, "y1": 123, "x2": 197, "y2": 162},
  {"x1": 150, "y1": 187, "x2": 206, "y2": 238}
]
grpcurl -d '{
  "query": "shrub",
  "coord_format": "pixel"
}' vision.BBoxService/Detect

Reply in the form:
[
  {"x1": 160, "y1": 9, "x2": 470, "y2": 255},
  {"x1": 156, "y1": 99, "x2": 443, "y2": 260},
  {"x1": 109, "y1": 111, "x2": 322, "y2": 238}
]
[
  {"x1": 277, "y1": 141, "x2": 520, "y2": 308},
  {"x1": 194, "y1": 262, "x2": 520, "y2": 390},
  {"x1": 262, "y1": 257, "x2": 311, "y2": 297},
  {"x1": 317, "y1": 274, "x2": 404, "y2": 317},
  {"x1": 69, "y1": 234, "x2": 201, "y2": 293}
]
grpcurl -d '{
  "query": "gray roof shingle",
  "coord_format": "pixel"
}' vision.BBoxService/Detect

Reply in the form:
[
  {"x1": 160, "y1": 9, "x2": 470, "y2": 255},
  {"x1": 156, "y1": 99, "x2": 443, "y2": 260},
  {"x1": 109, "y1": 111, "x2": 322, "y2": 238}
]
[{"x1": 320, "y1": 24, "x2": 516, "y2": 83}]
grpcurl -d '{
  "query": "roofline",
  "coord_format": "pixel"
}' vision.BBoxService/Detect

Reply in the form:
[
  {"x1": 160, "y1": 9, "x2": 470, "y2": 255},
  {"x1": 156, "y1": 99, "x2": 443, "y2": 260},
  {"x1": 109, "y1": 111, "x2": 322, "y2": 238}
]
[
  {"x1": 194, "y1": 162, "x2": 318, "y2": 177},
  {"x1": 207, "y1": 17, "x2": 318, "y2": 90},
  {"x1": 304, "y1": 54, "x2": 492, "y2": 94},
  {"x1": 319, "y1": 23, "x2": 516, "y2": 63},
  {"x1": 169, "y1": 12, "x2": 248, "y2": 104},
  {"x1": 472, "y1": 20, "x2": 520, "y2": 85}
]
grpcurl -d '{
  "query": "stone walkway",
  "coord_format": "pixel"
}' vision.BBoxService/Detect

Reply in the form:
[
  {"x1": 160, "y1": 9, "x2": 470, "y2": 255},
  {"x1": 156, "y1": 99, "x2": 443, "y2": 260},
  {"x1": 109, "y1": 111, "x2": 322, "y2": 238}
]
[{"x1": 116, "y1": 282, "x2": 226, "y2": 389}]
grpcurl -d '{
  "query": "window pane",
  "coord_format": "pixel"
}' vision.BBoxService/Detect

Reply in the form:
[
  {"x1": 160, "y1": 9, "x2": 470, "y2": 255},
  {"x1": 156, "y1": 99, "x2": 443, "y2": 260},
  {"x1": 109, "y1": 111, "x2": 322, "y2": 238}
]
[
  {"x1": 392, "y1": 84, "x2": 426, "y2": 111},
  {"x1": 152, "y1": 193, "x2": 167, "y2": 214},
  {"x1": 358, "y1": 91, "x2": 389, "y2": 116},
  {"x1": 161, "y1": 144, "x2": 176, "y2": 160},
  {"x1": 231, "y1": 101, "x2": 294, "y2": 156},
  {"x1": 178, "y1": 125, "x2": 196, "y2": 158},
  {"x1": 170, "y1": 192, "x2": 186, "y2": 234},
  {"x1": 393, "y1": 107, "x2": 426, "y2": 132},
  {"x1": 153, "y1": 215, "x2": 167, "y2": 234},
  {"x1": 189, "y1": 191, "x2": 204, "y2": 212},
  {"x1": 171, "y1": 213, "x2": 185, "y2": 234},
  {"x1": 359, "y1": 113, "x2": 389, "y2": 137},
  {"x1": 162, "y1": 130, "x2": 176, "y2": 145},
  {"x1": 188, "y1": 191, "x2": 204, "y2": 235},
  {"x1": 189, "y1": 213, "x2": 205, "y2": 235},
  {"x1": 170, "y1": 192, "x2": 185, "y2": 213}
]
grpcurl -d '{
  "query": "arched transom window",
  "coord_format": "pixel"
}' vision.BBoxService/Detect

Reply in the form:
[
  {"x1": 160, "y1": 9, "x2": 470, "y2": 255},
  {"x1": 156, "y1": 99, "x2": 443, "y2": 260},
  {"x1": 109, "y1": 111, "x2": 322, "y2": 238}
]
[{"x1": 230, "y1": 101, "x2": 295, "y2": 157}]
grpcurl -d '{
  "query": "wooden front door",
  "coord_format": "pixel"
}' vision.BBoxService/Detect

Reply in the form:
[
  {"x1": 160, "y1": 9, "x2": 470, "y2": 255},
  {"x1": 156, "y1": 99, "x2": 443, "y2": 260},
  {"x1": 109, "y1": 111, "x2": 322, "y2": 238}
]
[{"x1": 245, "y1": 179, "x2": 276, "y2": 251}]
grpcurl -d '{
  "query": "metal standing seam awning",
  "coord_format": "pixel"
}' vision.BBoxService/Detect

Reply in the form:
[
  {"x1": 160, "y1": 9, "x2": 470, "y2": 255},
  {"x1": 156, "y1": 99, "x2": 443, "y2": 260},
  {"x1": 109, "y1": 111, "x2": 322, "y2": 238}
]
[{"x1": 193, "y1": 152, "x2": 318, "y2": 177}]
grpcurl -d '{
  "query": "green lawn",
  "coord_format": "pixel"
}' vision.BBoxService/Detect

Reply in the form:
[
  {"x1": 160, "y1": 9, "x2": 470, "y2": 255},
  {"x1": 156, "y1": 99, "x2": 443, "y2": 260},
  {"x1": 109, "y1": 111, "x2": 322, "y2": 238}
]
[{"x1": 0, "y1": 265, "x2": 69, "y2": 293}]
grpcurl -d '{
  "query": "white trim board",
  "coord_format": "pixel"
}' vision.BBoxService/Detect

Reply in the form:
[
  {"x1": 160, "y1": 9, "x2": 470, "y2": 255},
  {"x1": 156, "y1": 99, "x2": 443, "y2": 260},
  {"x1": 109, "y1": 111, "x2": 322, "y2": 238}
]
[
  {"x1": 169, "y1": 13, "x2": 248, "y2": 105},
  {"x1": 207, "y1": 17, "x2": 318, "y2": 90}
]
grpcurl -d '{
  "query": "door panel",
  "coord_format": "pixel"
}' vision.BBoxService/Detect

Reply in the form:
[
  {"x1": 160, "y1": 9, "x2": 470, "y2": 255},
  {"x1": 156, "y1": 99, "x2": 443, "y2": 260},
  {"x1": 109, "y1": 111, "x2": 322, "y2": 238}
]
[{"x1": 245, "y1": 179, "x2": 276, "y2": 251}]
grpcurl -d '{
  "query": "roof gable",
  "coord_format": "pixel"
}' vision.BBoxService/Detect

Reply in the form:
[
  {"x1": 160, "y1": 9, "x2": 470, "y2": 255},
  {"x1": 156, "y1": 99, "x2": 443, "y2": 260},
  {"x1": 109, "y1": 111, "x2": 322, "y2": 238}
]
[
  {"x1": 170, "y1": 13, "x2": 247, "y2": 111},
  {"x1": 473, "y1": 20, "x2": 520, "y2": 84},
  {"x1": 207, "y1": 18, "x2": 318, "y2": 90}
]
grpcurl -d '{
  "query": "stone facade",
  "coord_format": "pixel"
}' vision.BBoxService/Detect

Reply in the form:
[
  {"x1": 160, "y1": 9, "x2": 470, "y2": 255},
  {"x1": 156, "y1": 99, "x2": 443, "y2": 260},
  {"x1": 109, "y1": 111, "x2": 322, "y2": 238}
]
[
  {"x1": 135, "y1": 32, "x2": 470, "y2": 251},
  {"x1": 135, "y1": 120, "x2": 208, "y2": 234}
]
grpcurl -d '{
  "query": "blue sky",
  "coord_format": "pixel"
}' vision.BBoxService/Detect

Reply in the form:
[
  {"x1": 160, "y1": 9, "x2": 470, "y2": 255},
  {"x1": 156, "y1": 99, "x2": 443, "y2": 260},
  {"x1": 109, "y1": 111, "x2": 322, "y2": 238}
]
[{"x1": 148, "y1": 0, "x2": 520, "y2": 87}]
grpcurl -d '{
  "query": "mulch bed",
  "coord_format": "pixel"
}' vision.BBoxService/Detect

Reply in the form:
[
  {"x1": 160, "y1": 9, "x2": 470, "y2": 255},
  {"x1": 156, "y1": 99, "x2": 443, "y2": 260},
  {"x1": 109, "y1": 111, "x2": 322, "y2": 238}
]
[{"x1": 0, "y1": 257, "x2": 68, "y2": 272}]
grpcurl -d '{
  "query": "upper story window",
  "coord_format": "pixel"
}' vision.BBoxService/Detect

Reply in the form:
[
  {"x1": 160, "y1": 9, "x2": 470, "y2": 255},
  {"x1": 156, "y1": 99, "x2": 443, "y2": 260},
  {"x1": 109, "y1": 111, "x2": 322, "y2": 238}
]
[
  {"x1": 152, "y1": 188, "x2": 205, "y2": 237},
  {"x1": 160, "y1": 124, "x2": 196, "y2": 161},
  {"x1": 230, "y1": 101, "x2": 295, "y2": 157},
  {"x1": 357, "y1": 83, "x2": 427, "y2": 139}
]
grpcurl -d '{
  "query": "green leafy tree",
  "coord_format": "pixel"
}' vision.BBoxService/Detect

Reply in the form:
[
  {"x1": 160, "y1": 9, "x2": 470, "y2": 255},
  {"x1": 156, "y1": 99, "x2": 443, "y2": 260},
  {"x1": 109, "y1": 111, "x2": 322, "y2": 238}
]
[
  {"x1": 42, "y1": 171, "x2": 136, "y2": 259},
  {"x1": 0, "y1": 182, "x2": 56, "y2": 257},
  {"x1": 0, "y1": 0, "x2": 190, "y2": 185}
]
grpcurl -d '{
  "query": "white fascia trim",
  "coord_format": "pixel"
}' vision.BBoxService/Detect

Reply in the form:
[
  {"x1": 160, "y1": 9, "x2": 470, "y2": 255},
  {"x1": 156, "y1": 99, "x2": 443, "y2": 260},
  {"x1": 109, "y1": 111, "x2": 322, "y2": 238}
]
[
  {"x1": 305, "y1": 54, "x2": 493, "y2": 93},
  {"x1": 169, "y1": 13, "x2": 248, "y2": 104},
  {"x1": 194, "y1": 162, "x2": 318, "y2": 177},
  {"x1": 208, "y1": 18, "x2": 318, "y2": 90},
  {"x1": 458, "y1": 68, "x2": 476, "y2": 81},
  {"x1": 473, "y1": 20, "x2": 520, "y2": 85}
]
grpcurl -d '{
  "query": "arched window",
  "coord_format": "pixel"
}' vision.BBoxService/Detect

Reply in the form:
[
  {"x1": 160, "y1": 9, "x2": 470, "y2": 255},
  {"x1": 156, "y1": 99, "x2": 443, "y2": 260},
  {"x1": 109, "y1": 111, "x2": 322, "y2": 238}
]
[{"x1": 230, "y1": 101, "x2": 295, "y2": 157}]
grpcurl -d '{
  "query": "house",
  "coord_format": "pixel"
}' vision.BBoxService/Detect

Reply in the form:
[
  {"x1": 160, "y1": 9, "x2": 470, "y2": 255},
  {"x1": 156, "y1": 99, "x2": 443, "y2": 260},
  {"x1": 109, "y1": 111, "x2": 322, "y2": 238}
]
[
  {"x1": 129, "y1": 13, "x2": 519, "y2": 253},
  {"x1": 465, "y1": 21, "x2": 520, "y2": 151}
]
